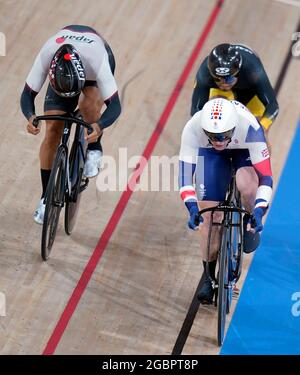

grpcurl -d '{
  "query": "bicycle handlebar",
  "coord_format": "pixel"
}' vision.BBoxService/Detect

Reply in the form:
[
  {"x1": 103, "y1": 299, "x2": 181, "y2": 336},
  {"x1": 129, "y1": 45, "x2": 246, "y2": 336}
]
[
  {"x1": 197, "y1": 205, "x2": 256, "y2": 226},
  {"x1": 33, "y1": 115, "x2": 93, "y2": 133},
  {"x1": 198, "y1": 205, "x2": 251, "y2": 217}
]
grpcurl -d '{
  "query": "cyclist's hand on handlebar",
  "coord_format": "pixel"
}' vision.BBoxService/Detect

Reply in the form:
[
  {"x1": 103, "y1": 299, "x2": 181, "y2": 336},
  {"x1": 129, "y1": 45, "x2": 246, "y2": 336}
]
[
  {"x1": 188, "y1": 206, "x2": 203, "y2": 231},
  {"x1": 27, "y1": 115, "x2": 40, "y2": 135},
  {"x1": 85, "y1": 123, "x2": 103, "y2": 144},
  {"x1": 248, "y1": 207, "x2": 266, "y2": 234}
]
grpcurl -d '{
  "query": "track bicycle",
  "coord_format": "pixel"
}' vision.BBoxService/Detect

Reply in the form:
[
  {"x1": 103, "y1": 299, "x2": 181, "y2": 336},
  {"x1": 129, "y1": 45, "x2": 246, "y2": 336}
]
[
  {"x1": 33, "y1": 111, "x2": 93, "y2": 261},
  {"x1": 197, "y1": 172, "x2": 255, "y2": 346}
]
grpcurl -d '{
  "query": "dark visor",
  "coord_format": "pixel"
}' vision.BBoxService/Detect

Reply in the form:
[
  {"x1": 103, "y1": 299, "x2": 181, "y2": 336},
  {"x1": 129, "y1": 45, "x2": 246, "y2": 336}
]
[
  {"x1": 214, "y1": 75, "x2": 237, "y2": 84},
  {"x1": 204, "y1": 128, "x2": 235, "y2": 142}
]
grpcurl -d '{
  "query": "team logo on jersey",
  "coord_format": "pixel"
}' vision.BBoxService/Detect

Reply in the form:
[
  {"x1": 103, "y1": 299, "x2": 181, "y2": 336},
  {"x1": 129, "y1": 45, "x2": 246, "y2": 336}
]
[
  {"x1": 198, "y1": 184, "x2": 206, "y2": 199},
  {"x1": 232, "y1": 100, "x2": 248, "y2": 111},
  {"x1": 215, "y1": 67, "x2": 230, "y2": 76},
  {"x1": 56, "y1": 35, "x2": 95, "y2": 44},
  {"x1": 261, "y1": 148, "x2": 269, "y2": 158},
  {"x1": 233, "y1": 100, "x2": 243, "y2": 107}
]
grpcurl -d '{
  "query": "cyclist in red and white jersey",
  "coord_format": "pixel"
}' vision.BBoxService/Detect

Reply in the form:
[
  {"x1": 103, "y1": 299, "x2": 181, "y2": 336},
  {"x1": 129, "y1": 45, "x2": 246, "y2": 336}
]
[
  {"x1": 179, "y1": 98, "x2": 273, "y2": 303},
  {"x1": 20, "y1": 25, "x2": 121, "y2": 224}
]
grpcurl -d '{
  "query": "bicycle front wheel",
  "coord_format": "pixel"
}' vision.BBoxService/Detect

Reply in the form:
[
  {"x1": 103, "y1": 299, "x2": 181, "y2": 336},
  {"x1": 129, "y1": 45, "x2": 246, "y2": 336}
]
[
  {"x1": 65, "y1": 171, "x2": 87, "y2": 234},
  {"x1": 64, "y1": 132, "x2": 88, "y2": 235},
  {"x1": 217, "y1": 224, "x2": 230, "y2": 346},
  {"x1": 41, "y1": 146, "x2": 66, "y2": 261}
]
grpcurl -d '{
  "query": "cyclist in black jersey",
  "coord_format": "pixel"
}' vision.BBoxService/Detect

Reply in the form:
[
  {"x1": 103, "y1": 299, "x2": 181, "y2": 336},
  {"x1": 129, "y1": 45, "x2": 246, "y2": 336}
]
[
  {"x1": 190, "y1": 44, "x2": 278, "y2": 302},
  {"x1": 191, "y1": 44, "x2": 279, "y2": 133}
]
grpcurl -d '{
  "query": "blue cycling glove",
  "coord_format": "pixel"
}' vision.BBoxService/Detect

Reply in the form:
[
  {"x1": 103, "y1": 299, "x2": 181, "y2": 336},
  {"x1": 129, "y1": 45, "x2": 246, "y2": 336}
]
[
  {"x1": 187, "y1": 204, "x2": 203, "y2": 231},
  {"x1": 250, "y1": 207, "x2": 266, "y2": 233}
]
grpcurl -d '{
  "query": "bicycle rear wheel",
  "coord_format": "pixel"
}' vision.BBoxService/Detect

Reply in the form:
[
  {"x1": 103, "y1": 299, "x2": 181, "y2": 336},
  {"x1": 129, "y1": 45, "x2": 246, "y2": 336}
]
[
  {"x1": 41, "y1": 147, "x2": 66, "y2": 261},
  {"x1": 217, "y1": 222, "x2": 230, "y2": 346}
]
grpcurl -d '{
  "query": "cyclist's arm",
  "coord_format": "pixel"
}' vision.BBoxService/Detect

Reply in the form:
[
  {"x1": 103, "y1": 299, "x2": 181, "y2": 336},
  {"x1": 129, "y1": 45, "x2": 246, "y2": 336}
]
[
  {"x1": 247, "y1": 126, "x2": 273, "y2": 210},
  {"x1": 191, "y1": 60, "x2": 211, "y2": 116},
  {"x1": 97, "y1": 92, "x2": 121, "y2": 129},
  {"x1": 179, "y1": 119, "x2": 200, "y2": 212},
  {"x1": 20, "y1": 51, "x2": 48, "y2": 120},
  {"x1": 20, "y1": 84, "x2": 38, "y2": 120},
  {"x1": 96, "y1": 54, "x2": 121, "y2": 129},
  {"x1": 251, "y1": 66, "x2": 279, "y2": 131}
]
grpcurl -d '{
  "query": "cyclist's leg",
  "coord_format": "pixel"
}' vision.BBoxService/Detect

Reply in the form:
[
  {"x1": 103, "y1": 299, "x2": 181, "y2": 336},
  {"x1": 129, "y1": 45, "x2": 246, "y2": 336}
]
[
  {"x1": 233, "y1": 150, "x2": 260, "y2": 253},
  {"x1": 39, "y1": 110, "x2": 65, "y2": 170},
  {"x1": 197, "y1": 200, "x2": 223, "y2": 303},
  {"x1": 196, "y1": 148, "x2": 231, "y2": 302},
  {"x1": 236, "y1": 167, "x2": 258, "y2": 211},
  {"x1": 198, "y1": 201, "x2": 223, "y2": 262},
  {"x1": 41, "y1": 84, "x2": 78, "y2": 196},
  {"x1": 196, "y1": 148, "x2": 232, "y2": 261},
  {"x1": 237, "y1": 167, "x2": 260, "y2": 253},
  {"x1": 233, "y1": 149, "x2": 258, "y2": 208}
]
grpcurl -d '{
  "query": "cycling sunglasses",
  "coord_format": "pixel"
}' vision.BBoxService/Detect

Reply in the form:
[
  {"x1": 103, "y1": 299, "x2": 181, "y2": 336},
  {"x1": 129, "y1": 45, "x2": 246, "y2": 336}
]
[
  {"x1": 204, "y1": 128, "x2": 235, "y2": 142},
  {"x1": 214, "y1": 75, "x2": 237, "y2": 85}
]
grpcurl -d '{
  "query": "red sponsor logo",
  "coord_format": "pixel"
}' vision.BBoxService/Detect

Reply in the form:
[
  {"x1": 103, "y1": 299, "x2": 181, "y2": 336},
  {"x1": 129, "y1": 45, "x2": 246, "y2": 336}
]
[{"x1": 56, "y1": 37, "x2": 65, "y2": 44}]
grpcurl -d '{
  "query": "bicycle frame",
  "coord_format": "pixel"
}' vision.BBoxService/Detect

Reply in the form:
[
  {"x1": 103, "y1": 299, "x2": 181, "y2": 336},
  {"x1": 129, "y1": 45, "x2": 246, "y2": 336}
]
[
  {"x1": 33, "y1": 113, "x2": 92, "y2": 205},
  {"x1": 198, "y1": 174, "x2": 250, "y2": 286}
]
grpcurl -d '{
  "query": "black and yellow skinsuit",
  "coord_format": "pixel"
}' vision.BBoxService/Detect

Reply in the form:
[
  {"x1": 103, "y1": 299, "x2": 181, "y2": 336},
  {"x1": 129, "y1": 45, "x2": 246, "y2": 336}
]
[{"x1": 191, "y1": 45, "x2": 279, "y2": 131}]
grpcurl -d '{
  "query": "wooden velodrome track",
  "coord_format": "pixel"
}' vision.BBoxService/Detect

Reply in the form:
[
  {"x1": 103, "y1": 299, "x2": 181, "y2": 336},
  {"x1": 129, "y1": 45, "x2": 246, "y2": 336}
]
[{"x1": 0, "y1": 0, "x2": 299, "y2": 355}]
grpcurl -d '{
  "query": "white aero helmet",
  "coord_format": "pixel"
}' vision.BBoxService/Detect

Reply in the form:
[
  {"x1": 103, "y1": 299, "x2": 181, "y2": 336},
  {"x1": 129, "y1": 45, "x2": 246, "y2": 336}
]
[{"x1": 200, "y1": 98, "x2": 238, "y2": 141}]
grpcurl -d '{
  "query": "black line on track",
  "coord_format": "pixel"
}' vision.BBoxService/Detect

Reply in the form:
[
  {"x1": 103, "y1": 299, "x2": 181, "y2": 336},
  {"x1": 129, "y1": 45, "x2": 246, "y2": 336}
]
[{"x1": 171, "y1": 274, "x2": 205, "y2": 355}]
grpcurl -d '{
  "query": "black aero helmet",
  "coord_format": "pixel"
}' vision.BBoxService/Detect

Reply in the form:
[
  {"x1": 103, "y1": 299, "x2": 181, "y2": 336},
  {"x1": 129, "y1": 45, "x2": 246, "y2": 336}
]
[
  {"x1": 208, "y1": 43, "x2": 242, "y2": 79},
  {"x1": 49, "y1": 44, "x2": 85, "y2": 97}
]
